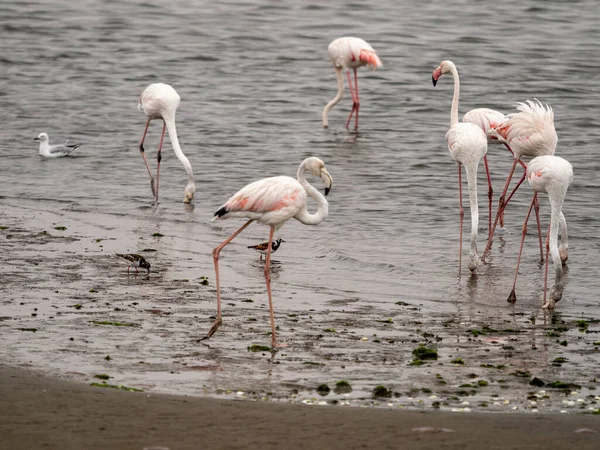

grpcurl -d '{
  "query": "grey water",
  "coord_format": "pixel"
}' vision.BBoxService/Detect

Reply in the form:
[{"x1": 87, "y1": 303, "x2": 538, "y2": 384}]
[{"x1": 1, "y1": 0, "x2": 600, "y2": 402}]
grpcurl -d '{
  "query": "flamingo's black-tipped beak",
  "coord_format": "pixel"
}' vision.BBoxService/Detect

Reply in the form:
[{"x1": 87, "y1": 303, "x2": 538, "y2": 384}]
[
  {"x1": 33, "y1": 137, "x2": 40, "y2": 141},
  {"x1": 432, "y1": 67, "x2": 442, "y2": 87},
  {"x1": 324, "y1": 187, "x2": 330, "y2": 196},
  {"x1": 432, "y1": 76, "x2": 437, "y2": 87}
]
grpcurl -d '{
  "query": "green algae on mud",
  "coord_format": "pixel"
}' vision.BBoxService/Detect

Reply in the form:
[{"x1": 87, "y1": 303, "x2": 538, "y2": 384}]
[
  {"x1": 90, "y1": 382, "x2": 143, "y2": 392},
  {"x1": 90, "y1": 321, "x2": 140, "y2": 327}
]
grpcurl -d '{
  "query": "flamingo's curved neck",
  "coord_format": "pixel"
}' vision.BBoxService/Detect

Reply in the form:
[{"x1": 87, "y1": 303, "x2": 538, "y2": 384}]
[
  {"x1": 163, "y1": 113, "x2": 195, "y2": 191},
  {"x1": 294, "y1": 164, "x2": 329, "y2": 225},
  {"x1": 449, "y1": 64, "x2": 460, "y2": 127},
  {"x1": 322, "y1": 67, "x2": 344, "y2": 128},
  {"x1": 464, "y1": 162, "x2": 480, "y2": 268},
  {"x1": 548, "y1": 193, "x2": 565, "y2": 281}
]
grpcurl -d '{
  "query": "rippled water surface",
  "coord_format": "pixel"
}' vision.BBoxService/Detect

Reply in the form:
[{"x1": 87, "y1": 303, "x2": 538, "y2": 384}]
[{"x1": 1, "y1": 0, "x2": 599, "y2": 412}]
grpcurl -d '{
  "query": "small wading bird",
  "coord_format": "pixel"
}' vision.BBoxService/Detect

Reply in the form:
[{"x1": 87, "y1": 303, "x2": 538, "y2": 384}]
[
  {"x1": 507, "y1": 155, "x2": 572, "y2": 309},
  {"x1": 206, "y1": 157, "x2": 333, "y2": 348},
  {"x1": 432, "y1": 60, "x2": 488, "y2": 274},
  {"x1": 116, "y1": 253, "x2": 151, "y2": 274},
  {"x1": 322, "y1": 37, "x2": 382, "y2": 131},
  {"x1": 34, "y1": 132, "x2": 81, "y2": 158},
  {"x1": 481, "y1": 100, "x2": 558, "y2": 263},
  {"x1": 137, "y1": 83, "x2": 195, "y2": 203},
  {"x1": 248, "y1": 238, "x2": 285, "y2": 260}
]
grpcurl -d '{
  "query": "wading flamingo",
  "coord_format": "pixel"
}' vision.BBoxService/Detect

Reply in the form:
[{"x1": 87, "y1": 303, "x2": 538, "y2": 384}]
[
  {"x1": 481, "y1": 100, "x2": 558, "y2": 263},
  {"x1": 463, "y1": 109, "x2": 543, "y2": 251},
  {"x1": 322, "y1": 37, "x2": 382, "y2": 131},
  {"x1": 206, "y1": 157, "x2": 333, "y2": 348},
  {"x1": 138, "y1": 83, "x2": 195, "y2": 203},
  {"x1": 507, "y1": 155, "x2": 572, "y2": 309},
  {"x1": 432, "y1": 60, "x2": 488, "y2": 274}
]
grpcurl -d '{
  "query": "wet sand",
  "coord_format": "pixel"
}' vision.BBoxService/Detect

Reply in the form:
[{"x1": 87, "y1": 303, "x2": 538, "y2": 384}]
[{"x1": 1, "y1": 364, "x2": 599, "y2": 450}]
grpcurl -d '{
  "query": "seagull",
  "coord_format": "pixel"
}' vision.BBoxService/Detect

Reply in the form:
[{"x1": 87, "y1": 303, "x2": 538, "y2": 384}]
[
  {"x1": 116, "y1": 253, "x2": 151, "y2": 274},
  {"x1": 248, "y1": 238, "x2": 285, "y2": 260},
  {"x1": 34, "y1": 132, "x2": 81, "y2": 158}
]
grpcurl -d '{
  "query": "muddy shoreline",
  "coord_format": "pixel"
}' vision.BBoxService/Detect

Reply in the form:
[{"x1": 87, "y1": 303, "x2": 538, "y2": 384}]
[
  {"x1": 1, "y1": 364, "x2": 599, "y2": 450},
  {"x1": 1, "y1": 199, "x2": 599, "y2": 417}
]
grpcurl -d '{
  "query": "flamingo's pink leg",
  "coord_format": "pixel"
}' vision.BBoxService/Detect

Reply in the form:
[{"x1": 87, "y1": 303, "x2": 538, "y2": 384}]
[
  {"x1": 345, "y1": 71, "x2": 358, "y2": 130},
  {"x1": 534, "y1": 195, "x2": 544, "y2": 263},
  {"x1": 458, "y1": 163, "x2": 464, "y2": 272},
  {"x1": 508, "y1": 193, "x2": 537, "y2": 303},
  {"x1": 155, "y1": 122, "x2": 166, "y2": 204},
  {"x1": 138, "y1": 120, "x2": 156, "y2": 198},
  {"x1": 207, "y1": 219, "x2": 254, "y2": 339},
  {"x1": 483, "y1": 155, "x2": 493, "y2": 239},
  {"x1": 482, "y1": 157, "x2": 519, "y2": 263},
  {"x1": 264, "y1": 226, "x2": 286, "y2": 349},
  {"x1": 353, "y1": 68, "x2": 360, "y2": 130}
]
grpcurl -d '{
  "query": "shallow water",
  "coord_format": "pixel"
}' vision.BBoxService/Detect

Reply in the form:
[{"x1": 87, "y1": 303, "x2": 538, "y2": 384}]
[{"x1": 1, "y1": 0, "x2": 599, "y2": 413}]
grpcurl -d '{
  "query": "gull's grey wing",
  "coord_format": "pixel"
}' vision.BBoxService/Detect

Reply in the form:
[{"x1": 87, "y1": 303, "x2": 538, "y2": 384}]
[{"x1": 48, "y1": 143, "x2": 81, "y2": 155}]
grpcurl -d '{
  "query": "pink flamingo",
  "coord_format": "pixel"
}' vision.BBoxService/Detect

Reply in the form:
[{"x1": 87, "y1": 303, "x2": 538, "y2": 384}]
[
  {"x1": 508, "y1": 155, "x2": 572, "y2": 308},
  {"x1": 206, "y1": 157, "x2": 333, "y2": 348},
  {"x1": 322, "y1": 37, "x2": 382, "y2": 130},
  {"x1": 138, "y1": 83, "x2": 196, "y2": 204},
  {"x1": 432, "y1": 60, "x2": 488, "y2": 274},
  {"x1": 481, "y1": 100, "x2": 558, "y2": 263}
]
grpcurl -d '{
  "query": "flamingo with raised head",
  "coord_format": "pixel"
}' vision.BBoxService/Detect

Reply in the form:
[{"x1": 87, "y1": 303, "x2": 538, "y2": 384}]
[
  {"x1": 138, "y1": 83, "x2": 195, "y2": 204},
  {"x1": 481, "y1": 100, "x2": 558, "y2": 263},
  {"x1": 206, "y1": 157, "x2": 333, "y2": 348},
  {"x1": 507, "y1": 155, "x2": 572, "y2": 309},
  {"x1": 322, "y1": 37, "x2": 382, "y2": 130},
  {"x1": 432, "y1": 60, "x2": 488, "y2": 274}
]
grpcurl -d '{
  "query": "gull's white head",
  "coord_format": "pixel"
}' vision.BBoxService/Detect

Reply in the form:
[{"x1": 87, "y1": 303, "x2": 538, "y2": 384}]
[{"x1": 34, "y1": 132, "x2": 49, "y2": 142}]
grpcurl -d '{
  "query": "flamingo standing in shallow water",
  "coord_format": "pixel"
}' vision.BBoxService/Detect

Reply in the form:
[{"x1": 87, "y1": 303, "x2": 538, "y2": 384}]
[
  {"x1": 138, "y1": 83, "x2": 196, "y2": 203},
  {"x1": 206, "y1": 157, "x2": 333, "y2": 348},
  {"x1": 508, "y1": 155, "x2": 572, "y2": 309},
  {"x1": 481, "y1": 100, "x2": 558, "y2": 263},
  {"x1": 431, "y1": 60, "x2": 487, "y2": 274},
  {"x1": 322, "y1": 37, "x2": 382, "y2": 131},
  {"x1": 432, "y1": 60, "x2": 488, "y2": 274}
]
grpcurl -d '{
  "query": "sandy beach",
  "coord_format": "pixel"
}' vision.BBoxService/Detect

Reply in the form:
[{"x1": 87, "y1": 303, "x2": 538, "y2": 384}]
[{"x1": 1, "y1": 364, "x2": 599, "y2": 450}]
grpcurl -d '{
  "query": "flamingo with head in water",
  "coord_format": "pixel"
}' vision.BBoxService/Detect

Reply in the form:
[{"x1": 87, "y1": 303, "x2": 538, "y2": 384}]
[
  {"x1": 138, "y1": 83, "x2": 196, "y2": 204},
  {"x1": 481, "y1": 99, "x2": 558, "y2": 263},
  {"x1": 322, "y1": 37, "x2": 382, "y2": 131},
  {"x1": 432, "y1": 60, "x2": 488, "y2": 274},
  {"x1": 206, "y1": 157, "x2": 333, "y2": 348},
  {"x1": 507, "y1": 155, "x2": 572, "y2": 309}
]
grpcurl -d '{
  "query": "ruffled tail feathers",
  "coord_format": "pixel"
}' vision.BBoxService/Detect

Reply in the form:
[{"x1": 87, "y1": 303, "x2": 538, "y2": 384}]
[{"x1": 359, "y1": 50, "x2": 382, "y2": 69}]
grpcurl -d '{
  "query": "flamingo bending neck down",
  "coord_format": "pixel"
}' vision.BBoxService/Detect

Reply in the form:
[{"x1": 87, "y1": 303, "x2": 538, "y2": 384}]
[
  {"x1": 507, "y1": 155, "x2": 572, "y2": 309},
  {"x1": 138, "y1": 83, "x2": 196, "y2": 204},
  {"x1": 322, "y1": 37, "x2": 382, "y2": 131},
  {"x1": 481, "y1": 99, "x2": 558, "y2": 263},
  {"x1": 432, "y1": 60, "x2": 488, "y2": 274},
  {"x1": 206, "y1": 157, "x2": 333, "y2": 348}
]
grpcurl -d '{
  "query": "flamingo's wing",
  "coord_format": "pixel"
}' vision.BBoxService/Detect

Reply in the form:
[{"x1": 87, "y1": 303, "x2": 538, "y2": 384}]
[
  {"x1": 496, "y1": 100, "x2": 557, "y2": 156},
  {"x1": 214, "y1": 176, "x2": 306, "y2": 219},
  {"x1": 463, "y1": 108, "x2": 506, "y2": 139}
]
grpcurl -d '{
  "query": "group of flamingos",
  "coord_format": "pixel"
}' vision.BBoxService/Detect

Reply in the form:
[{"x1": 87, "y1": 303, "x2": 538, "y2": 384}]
[{"x1": 136, "y1": 37, "x2": 573, "y2": 348}]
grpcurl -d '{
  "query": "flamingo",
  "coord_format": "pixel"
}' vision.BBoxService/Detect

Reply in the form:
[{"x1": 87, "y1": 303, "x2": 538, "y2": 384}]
[
  {"x1": 34, "y1": 132, "x2": 81, "y2": 158},
  {"x1": 137, "y1": 83, "x2": 195, "y2": 204},
  {"x1": 322, "y1": 37, "x2": 382, "y2": 131},
  {"x1": 432, "y1": 60, "x2": 488, "y2": 274},
  {"x1": 507, "y1": 155, "x2": 572, "y2": 309},
  {"x1": 206, "y1": 157, "x2": 333, "y2": 348},
  {"x1": 462, "y1": 109, "x2": 544, "y2": 243},
  {"x1": 481, "y1": 100, "x2": 558, "y2": 263}
]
